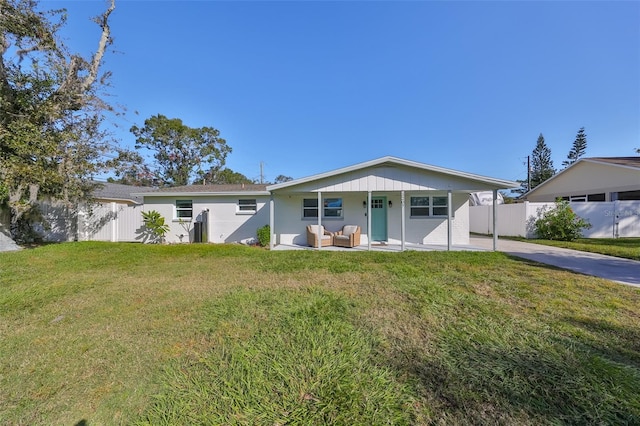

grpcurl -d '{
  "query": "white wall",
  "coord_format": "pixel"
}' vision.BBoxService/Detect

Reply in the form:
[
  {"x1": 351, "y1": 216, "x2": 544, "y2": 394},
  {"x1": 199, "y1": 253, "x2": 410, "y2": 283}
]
[
  {"x1": 273, "y1": 192, "x2": 469, "y2": 246},
  {"x1": 470, "y1": 201, "x2": 640, "y2": 238},
  {"x1": 143, "y1": 196, "x2": 270, "y2": 244}
]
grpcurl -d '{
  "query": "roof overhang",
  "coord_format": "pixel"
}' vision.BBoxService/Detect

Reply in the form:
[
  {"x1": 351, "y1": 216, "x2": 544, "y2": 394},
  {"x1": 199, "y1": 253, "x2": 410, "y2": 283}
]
[
  {"x1": 267, "y1": 156, "x2": 519, "y2": 192},
  {"x1": 136, "y1": 191, "x2": 271, "y2": 198}
]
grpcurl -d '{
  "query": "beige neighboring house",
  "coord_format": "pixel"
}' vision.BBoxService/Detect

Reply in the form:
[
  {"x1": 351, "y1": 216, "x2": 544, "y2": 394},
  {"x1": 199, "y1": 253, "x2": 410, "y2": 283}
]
[{"x1": 522, "y1": 157, "x2": 640, "y2": 202}]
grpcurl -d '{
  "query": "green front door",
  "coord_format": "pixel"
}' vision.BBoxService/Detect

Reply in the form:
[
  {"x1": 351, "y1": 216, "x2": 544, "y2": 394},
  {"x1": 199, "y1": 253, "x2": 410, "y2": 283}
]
[{"x1": 371, "y1": 196, "x2": 387, "y2": 241}]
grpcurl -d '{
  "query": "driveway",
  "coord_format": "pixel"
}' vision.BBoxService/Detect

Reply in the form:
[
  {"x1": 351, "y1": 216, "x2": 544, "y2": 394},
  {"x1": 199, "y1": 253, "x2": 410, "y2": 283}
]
[{"x1": 470, "y1": 237, "x2": 640, "y2": 287}]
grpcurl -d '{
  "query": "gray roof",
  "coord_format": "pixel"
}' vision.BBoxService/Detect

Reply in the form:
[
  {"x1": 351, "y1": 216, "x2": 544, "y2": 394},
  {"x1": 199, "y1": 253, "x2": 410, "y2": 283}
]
[
  {"x1": 154, "y1": 184, "x2": 268, "y2": 193},
  {"x1": 138, "y1": 183, "x2": 269, "y2": 197},
  {"x1": 587, "y1": 157, "x2": 640, "y2": 168},
  {"x1": 93, "y1": 182, "x2": 156, "y2": 204}
]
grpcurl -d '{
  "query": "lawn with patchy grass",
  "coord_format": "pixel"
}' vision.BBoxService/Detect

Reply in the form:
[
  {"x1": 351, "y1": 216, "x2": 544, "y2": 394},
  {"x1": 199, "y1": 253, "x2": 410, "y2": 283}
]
[
  {"x1": 1, "y1": 242, "x2": 639, "y2": 425},
  {"x1": 526, "y1": 237, "x2": 640, "y2": 261}
]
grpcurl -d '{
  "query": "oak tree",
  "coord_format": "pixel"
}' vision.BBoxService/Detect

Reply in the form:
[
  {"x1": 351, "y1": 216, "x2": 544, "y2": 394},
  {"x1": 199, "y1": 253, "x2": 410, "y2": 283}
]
[
  {"x1": 130, "y1": 114, "x2": 231, "y2": 187},
  {"x1": 0, "y1": 0, "x2": 130, "y2": 239}
]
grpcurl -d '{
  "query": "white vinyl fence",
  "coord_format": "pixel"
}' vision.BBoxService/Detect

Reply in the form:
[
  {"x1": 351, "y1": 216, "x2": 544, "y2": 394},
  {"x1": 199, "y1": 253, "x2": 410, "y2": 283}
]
[
  {"x1": 470, "y1": 201, "x2": 640, "y2": 238},
  {"x1": 34, "y1": 201, "x2": 143, "y2": 242},
  {"x1": 78, "y1": 202, "x2": 144, "y2": 242}
]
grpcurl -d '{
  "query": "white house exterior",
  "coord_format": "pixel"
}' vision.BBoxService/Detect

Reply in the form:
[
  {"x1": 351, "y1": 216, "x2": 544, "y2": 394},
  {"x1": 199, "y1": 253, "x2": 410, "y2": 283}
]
[
  {"x1": 523, "y1": 157, "x2": 640, "y2": 202},
  {"x1": 140, "y1": 184, "x2": 271, "y2": 244},
  {"x1": 138, "y1": 157, "x2": 518, "y2": 249},
  {"x1": 267, "y1": 157, "x2": 518, "y2": 250}
]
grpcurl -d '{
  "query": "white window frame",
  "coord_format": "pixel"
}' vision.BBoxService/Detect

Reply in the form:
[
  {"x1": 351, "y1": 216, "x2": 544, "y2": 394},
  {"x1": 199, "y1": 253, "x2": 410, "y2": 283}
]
[
  {"x1": 302, "y1": 197, "x2": 343, "y2": 220},
  {"x1": 410, "y1": 195, "x2": 448, "y2": 218},
  {"x1": 237, "y1": 199, "x2": 257, "y2": 214},
  {"x1": 175, "y1": 200, "x2": 193, "y2": 220}
]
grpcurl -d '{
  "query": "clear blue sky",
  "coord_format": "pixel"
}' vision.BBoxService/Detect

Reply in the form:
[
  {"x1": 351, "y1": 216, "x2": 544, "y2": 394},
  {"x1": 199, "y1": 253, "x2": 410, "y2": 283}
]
[{"x1": 50, "y1": 0, "x2": 639, "y2": 185}]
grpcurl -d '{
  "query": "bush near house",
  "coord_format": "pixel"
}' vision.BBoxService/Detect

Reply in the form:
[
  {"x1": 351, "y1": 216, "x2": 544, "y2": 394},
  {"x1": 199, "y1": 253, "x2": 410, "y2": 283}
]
[
  {"x1": 141, "y1": 210, "x2": 170, "y2": 243},
  {"x1": 534, "y1": 199, "x2": 591, "y2": 241},
  {"x1": 257, "y1": 224, "x2": 270, "y2": 247}
]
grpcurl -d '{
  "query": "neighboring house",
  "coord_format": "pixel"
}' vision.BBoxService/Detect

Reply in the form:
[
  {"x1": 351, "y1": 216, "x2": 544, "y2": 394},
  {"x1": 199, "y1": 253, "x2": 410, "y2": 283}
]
[
  {"x1": 522, "y1": 157, "x2": 640, "y2": 202},
  {"x1": 139, "y1": 156, "x2": 518, "y2": 249}
]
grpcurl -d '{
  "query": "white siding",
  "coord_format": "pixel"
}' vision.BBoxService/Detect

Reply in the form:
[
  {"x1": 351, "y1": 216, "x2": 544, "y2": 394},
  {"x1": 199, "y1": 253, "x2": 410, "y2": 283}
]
[
  {"x1": 280, "y1": 165, "x2": 508, "y2": 193},
  {"x1": 274, "y1": 192, "x2": 469, "y2": 246},
  {"x1": 526, "y1": 161, "x2": 640, "y2": 202}
]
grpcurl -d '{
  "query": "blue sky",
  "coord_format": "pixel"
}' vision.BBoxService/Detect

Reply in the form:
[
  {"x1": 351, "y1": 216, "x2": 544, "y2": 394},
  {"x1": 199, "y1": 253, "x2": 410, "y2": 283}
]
[{"x1": 50, "y1": 0, "x2": 639, "y2": 185}]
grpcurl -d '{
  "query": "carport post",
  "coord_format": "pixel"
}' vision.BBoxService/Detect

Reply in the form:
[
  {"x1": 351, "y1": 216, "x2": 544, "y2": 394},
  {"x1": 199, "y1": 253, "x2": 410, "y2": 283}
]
[
  {"x1": 447, "y1": 190, "x2": 452, "y2": 251},
  {"x1": 317, "y1": 191, "x2": 322, "y2": 250},
  {"x1": 401, "y1": 190, "x2": 406, "y2": 251},
  {"x1": 492, "y1": 189, "x2": 498, "y2": 251},
  {"x1": 269, "y1": 195, "x2": 274, "y2": 250},
  {"x1": 367, "y1": 191, "x2": 372, "y2": 251}
]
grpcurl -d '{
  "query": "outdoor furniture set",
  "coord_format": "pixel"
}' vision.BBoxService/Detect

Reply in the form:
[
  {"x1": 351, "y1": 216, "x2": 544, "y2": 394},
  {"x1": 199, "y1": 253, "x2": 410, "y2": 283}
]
[{"x1": 306, "y1": 225, "x2": 361, "y2": 248}]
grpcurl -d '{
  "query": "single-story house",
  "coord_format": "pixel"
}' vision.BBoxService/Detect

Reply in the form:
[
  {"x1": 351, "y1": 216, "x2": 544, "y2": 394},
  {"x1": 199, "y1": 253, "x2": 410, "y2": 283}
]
[
  {"x1": 139, "y1": 156, "x2": 518, "y2": 250},
  {"x1": 522, "y1": 157, "x2": 640, "y2": 202}
]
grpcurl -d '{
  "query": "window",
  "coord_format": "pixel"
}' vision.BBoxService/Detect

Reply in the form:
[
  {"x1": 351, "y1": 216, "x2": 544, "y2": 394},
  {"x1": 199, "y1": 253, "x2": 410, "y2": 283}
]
[
  {"x1": 323, "y1": 198, "x2": 343, "y2": 218},
  {"x1": 433, "y1": 196, "x2": 448, "y2": 216},
  {"x1": 303, "y1": 199, "x2": 318, "y2": 218},
  {"x1": 303, "y1": 198, "x2": 343, "y2": 219},
  {"x1": 175, "y1": 200, "x2": 193, "y2": 219},
  {"x1": 410, "y1": 197, "x2": 430, "y2": 217},
  {"x1": 410, "y1": 196, "x2": 448, "y2": 217},
  {"x1": 238, "y1": 199, "x2": 257, "y2": 214}
]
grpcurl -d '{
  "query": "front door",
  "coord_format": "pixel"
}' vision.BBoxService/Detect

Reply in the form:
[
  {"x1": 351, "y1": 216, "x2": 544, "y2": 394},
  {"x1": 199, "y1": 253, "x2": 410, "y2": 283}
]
[{"x1": 371, "y1": 196, "x2": 387, "y2": 241}]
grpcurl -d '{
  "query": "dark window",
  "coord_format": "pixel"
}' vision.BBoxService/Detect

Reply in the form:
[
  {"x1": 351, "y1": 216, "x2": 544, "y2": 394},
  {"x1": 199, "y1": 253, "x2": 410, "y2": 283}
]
[
  {"x1": 238, "y1": 199, "x2": 257, "y2": 213},
  {"x1": 175, "y1": 200, "x2": 193, "y2": 219}
]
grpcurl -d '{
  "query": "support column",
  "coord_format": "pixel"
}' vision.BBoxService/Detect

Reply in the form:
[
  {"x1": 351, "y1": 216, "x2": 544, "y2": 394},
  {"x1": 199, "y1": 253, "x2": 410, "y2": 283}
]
[
  {"x1": 447, "y1": 190, "x2": 452, "y2": 251},
  {"x1": 317, "y1": 191, "x2": 322, "y2": 250},
  {"x1": 367, "y1": 191, "x2": 372, "y2": 251},
  {"x1": 401, "y1": 191, "x2": 406, "y2": 251},
  {"x1": 492, "y1": 189, "x2": 498, "y2": 251},
  {"x1": 269, "y1": 195, "x2": 274, "y2": 250}
]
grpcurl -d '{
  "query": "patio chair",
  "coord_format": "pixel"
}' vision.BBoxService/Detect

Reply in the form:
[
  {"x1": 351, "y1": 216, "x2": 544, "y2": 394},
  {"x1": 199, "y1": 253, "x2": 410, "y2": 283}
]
[
  {"x1": 333, "y1": 225, "x2": 361, "y2": 248},
  {"x1": 306, "y1": 225, "x2": 334, "y2": 247}
]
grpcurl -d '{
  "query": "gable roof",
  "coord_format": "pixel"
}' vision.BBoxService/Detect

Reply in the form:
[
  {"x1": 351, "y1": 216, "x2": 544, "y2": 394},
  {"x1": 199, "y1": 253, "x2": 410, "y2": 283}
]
[
  {"x1": 522, "y1": 156, "x2": 640, "y2": 199},
  {"x1": 585, "y1": 157, "x2": 640, "y2": 168},
  {"x1": 93, "y1": 182, "x2": 156, "y2": 204},
  {"x1": 139, "y1": 183, "x2": 269, "y2": 197},
  {"x1": 267, "y1": 156, "x2": 519, "y2": 192}
]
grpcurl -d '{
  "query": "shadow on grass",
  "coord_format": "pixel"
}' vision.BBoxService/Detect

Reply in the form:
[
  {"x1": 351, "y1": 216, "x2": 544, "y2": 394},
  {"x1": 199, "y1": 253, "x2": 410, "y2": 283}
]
[
  {"x1": 385, "y1": 325, "x2": 640, "y2": 424},
  {"x1": 561, "y1": 316, "x2": 640, "y2": 367}
]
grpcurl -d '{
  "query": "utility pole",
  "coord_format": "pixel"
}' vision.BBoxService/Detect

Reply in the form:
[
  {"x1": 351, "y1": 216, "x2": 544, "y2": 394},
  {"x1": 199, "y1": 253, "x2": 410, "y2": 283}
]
[{"x1": 259, "y1": 161, "x2": 265, "y2": 184}]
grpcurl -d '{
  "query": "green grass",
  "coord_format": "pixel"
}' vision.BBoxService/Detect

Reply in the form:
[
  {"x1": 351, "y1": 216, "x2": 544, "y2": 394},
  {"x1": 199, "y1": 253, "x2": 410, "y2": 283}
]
[
  {"x1": 525, "y1": 237, "x2": 640, "y2": 261},
  {"x1": 1, "y1": 242, "x2": 639, "y2": 425}
]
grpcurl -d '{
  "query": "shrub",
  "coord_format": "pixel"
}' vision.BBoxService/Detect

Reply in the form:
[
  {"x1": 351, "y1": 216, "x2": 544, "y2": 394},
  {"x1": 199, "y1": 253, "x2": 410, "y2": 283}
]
[
  {"x1": 534, "y1": 199, "x2": 591, "y2": 241},
  {"x1": 257, "y1": 224, "x2": 270, "y2": 247},
  {"x1": 141, "y1": 210, "x2": 170, "y2": 243}
]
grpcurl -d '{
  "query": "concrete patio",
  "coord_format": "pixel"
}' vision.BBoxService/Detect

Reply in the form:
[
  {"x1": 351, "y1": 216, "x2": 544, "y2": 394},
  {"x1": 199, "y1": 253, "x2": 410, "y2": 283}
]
[{"x1": 272, "y1": 241, "x2": 489, "y2": 252}]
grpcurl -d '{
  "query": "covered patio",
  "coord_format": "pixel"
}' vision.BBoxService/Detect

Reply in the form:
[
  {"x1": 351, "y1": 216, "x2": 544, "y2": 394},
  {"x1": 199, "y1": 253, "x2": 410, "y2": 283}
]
[{"x1": 266, "y1": 157, "x2": 519, "y2": 252}]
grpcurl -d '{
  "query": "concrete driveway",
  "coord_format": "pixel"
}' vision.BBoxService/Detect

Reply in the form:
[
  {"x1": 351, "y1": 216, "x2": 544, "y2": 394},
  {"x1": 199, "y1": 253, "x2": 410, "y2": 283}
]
[{"x1": 470, "y1": 237, "x2": 640, "y2": 287}]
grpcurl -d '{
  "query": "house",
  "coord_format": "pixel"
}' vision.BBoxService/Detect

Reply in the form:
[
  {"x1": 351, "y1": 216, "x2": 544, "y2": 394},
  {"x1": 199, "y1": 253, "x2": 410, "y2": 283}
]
[
  {"x1": 139, "y1": 156, "x2": 518, "y2": 250},
  {"x1": 522, "y1": 157, "x2": 640, "y2": 202},
  {"x1": 141, "y1": 184, "x2": 270, "y2": 244}
]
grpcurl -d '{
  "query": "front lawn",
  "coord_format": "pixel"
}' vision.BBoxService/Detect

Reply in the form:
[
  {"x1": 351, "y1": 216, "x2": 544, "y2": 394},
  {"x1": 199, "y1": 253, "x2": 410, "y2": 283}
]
[
  {"x1": 526, "y1": 237, "x2": 640, "y2": 261},
  {"x1": 1, "y1": 243, "x2": 639, "y2": 425}
]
